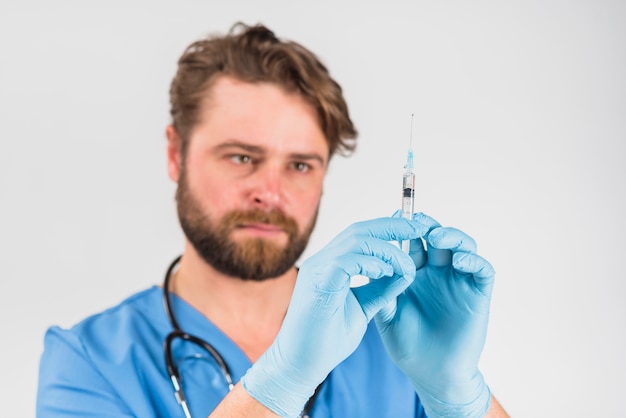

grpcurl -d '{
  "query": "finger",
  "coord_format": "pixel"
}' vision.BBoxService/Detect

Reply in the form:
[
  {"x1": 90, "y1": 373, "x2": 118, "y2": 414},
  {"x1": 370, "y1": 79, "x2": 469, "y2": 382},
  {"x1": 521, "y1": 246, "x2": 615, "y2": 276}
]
[
  {"x1": 391, "y1": 210, "x2": 442, "y2": 231},
  {"x1": 391, "y1": 210, "x2": 407, "y2": 247},
  {"x1": 426, "y1": 246, "x2": 452, "y2": 267},
  {"x1": 409, "y1": 237, "x2": 426, "y2": 269},
  {"x1": 375, "y1": 300, "x2": 398, "y2": 326},
  {"x1": 352, "y1": 273, "x2": 411, "y2": 320},
  {"x1": 339, "y1": 254, "x2": 395, "y2": 281},
  {"x1": 392, "y1": 211, "x2": 435, "y2": 268},
  {"x1": 426, "y1": 227, "x2": 478, "y2": 253},
  {"x1": 306, "y1": 237, "x2": 415, "y2": 291},
  {"x1": 328, "y1": 238, "x2": 416, "y2": 321},
  {"x1": 350, "y1": 237, "x2": 416, "y2": 281},
  {"x1": 339, "y1": 217, "x2": 429, "y2": 243},
  {"x1": 412, "y1": 212, "x2": 441, "y2": 231},
  {"x1": 305, "y1": 254, "x2": 392, "y2": 293},
  {"x1": 391, "y1": 209, "x2": 403, "y2": 218},
  {"x1": 452, "y1": 252, "x2": 496, "y2": 296},
  {"x1": 374, "y1": 300, "x2": 399, "y2": 333}
]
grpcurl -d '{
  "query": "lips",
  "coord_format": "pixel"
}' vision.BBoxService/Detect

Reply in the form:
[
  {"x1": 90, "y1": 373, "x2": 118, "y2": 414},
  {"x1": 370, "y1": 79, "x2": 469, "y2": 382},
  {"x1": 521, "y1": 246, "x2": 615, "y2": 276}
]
[
  {"x1": 240, "y1": 223, "x2": 283, "y2": 232},
  {"x1": 233, "y1": 222, "x2": 287, "y2": 239}
]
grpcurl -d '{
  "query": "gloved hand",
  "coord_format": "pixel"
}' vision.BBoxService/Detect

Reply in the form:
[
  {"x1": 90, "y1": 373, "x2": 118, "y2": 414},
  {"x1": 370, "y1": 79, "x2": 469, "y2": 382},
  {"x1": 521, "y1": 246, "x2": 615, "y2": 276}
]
[
  {"x1": 242, "y1": 217, "x2": 428, "y2": 417},
  {"x1": 375, "y1": 211, "x2": 495, "y2": 418}
]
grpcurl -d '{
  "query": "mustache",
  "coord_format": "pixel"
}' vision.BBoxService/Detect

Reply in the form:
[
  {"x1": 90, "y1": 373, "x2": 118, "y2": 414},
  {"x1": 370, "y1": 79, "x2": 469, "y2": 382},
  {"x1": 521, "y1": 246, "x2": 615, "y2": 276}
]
[{"x1": 222, "y1": 209, "x2": 298, "y2": 232}]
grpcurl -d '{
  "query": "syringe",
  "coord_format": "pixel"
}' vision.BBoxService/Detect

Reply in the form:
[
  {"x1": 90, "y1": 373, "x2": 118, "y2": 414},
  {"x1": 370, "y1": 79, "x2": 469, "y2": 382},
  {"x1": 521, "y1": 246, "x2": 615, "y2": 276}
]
[{"x1": 401, "y1": 115, "x2": 415, "y2": 253}]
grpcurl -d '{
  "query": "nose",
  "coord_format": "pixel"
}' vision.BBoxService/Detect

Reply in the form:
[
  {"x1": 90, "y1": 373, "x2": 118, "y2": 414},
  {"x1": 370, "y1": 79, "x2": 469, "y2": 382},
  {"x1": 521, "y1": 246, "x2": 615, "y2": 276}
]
[{"x1": 248, "y1": 164, "x2": 284, "y2": 210}]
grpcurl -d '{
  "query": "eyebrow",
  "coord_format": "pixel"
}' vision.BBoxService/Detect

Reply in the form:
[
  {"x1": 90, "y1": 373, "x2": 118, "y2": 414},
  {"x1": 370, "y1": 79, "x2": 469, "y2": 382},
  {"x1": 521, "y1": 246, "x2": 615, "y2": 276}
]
[
  {"x1": 213, "y1": 140, "x2": 327, "y2": 166},
  {"x1": 214, "y1": 141, "x2": 264, "y2": 154}
]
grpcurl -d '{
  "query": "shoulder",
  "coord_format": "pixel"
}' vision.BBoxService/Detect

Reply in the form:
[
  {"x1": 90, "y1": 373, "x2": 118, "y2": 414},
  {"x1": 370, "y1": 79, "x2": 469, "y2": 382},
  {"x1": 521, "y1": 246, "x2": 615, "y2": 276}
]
[
  {"x1": 42, "y1": 286, "x2": 167, "y2": 367},
  {"x1": 73, "y1": 286, "x2": 165, "y2": 329},
  {"x1": 37, "y1": 286, "x2": 169, "y2": 416}
]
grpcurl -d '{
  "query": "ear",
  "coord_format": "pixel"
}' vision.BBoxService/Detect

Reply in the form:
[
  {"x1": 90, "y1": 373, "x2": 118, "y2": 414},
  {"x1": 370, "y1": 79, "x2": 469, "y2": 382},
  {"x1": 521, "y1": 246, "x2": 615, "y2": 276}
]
[{"x1": 166, "y1": 125, "x2": 183, "y2": 183}]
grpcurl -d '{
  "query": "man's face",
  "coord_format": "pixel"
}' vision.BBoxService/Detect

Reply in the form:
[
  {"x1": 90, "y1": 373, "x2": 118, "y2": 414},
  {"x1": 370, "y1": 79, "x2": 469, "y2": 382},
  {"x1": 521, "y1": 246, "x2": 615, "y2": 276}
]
[{"x1": 171, "y1": 76, "x2": 329, "y2": 280}]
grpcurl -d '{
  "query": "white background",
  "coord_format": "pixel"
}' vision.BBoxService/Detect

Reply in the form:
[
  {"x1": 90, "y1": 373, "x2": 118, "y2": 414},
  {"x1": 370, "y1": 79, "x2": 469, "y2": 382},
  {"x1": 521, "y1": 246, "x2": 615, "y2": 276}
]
[{"x1": 1, "y1": 1, "x2": 625, "y2": 416}]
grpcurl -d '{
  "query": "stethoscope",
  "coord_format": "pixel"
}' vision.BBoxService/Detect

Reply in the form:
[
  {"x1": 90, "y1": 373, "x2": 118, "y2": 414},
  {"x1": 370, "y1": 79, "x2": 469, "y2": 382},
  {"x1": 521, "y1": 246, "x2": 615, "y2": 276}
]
[{"x1": 163, "y1": 256, "x2": 322, "y2": 418}]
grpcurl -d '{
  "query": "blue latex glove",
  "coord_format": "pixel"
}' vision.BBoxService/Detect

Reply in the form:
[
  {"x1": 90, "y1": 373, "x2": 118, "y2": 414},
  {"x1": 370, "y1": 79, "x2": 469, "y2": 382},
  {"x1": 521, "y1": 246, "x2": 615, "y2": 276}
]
[
  {"x1": 375, "y1": 211, "x2": 495, "y2": 418},
  {"x1": 242, "y1": 217, "x2": 427, "y2": 417}
]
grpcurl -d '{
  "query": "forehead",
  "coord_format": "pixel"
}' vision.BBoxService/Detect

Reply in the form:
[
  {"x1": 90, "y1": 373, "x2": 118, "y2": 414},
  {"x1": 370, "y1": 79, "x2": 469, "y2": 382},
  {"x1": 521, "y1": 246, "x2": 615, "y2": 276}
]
[
  {"x1": 202, "y1": 76, "x2": 312, "y2": 120},
  {"x1": 192, "y1": 76, "x2": 329, "y2": 156}
]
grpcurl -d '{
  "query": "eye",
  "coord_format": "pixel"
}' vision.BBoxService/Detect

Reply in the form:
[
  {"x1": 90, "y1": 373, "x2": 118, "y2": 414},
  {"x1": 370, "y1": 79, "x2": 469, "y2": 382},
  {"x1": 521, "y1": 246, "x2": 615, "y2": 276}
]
[
  {"x1": 291, "y1": 162, "x2": 311, "y2": 173},
  {"x1": 230, "y1": 154, "x2": 252, "y2": 164}
]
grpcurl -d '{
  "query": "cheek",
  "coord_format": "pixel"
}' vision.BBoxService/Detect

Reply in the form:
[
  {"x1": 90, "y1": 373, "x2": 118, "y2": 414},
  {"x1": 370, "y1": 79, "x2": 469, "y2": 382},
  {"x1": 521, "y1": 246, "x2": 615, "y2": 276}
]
[
  {"x1": 205, "y1": 181, "x2": 242, "y2": 213},
  {"x1": 290, "y1": 183, "x2": 323, "y2": 223},
  {"x1": 185, "y1": 164, "x2": 239, "y2": 214}
]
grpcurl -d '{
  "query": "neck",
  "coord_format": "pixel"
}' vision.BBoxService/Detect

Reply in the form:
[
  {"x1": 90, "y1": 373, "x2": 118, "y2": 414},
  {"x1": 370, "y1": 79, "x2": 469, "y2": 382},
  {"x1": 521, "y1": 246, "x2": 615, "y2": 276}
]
[{"x1": 170, "y1": 241, "x2": 298, "y2": 362}]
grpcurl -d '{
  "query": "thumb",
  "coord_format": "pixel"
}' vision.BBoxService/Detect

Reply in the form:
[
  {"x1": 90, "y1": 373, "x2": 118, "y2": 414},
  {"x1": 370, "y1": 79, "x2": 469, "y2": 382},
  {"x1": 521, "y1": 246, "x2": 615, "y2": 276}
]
[
  {"x1": 352, "y1": 273, "x2": 410, "y2": 321},
  {"x1": 374, "y1": 299, "x2": 398, "y2": 330}
]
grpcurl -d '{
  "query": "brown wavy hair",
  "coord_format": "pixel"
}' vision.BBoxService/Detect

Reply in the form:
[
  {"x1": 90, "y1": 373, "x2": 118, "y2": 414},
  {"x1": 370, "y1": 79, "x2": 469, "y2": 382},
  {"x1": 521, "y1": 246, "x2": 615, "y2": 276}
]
[{"x1": 169, "y1": 22, "x2": 357, "y2": 158}]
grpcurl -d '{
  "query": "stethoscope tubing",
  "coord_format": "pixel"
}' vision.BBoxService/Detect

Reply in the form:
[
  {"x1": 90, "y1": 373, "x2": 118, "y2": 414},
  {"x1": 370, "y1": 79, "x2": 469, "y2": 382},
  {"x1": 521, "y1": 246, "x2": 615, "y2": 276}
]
[
  {"x1": 163, "y1": 256, "x2": 235, "y2": 388},
  {"x1": 162, "y1": 255, "x2": 320, "y2": 417}
]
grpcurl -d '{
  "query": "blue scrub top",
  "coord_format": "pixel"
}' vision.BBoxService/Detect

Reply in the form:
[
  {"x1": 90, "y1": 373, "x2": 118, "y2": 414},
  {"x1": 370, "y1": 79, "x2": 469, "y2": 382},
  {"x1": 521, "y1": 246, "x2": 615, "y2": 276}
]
[{"x1": 37, "y1": 286, "x2": 425, "y2": 417}]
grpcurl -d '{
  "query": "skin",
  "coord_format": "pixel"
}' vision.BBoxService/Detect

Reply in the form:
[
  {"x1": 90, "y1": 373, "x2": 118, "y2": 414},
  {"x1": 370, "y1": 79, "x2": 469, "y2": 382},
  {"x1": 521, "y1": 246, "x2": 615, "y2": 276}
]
[{"x1": 165, "y1": 75, "x2": 508, "y2": 417}]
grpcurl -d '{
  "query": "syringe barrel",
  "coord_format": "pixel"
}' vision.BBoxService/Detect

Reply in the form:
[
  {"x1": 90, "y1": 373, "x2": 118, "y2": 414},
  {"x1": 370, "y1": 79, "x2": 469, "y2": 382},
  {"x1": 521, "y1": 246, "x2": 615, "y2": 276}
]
[
  {"x1": 401, "y1": 171, "x2": 415, "y2": 219},
  {"x1": 401, "y1": 171, "x2": 415, "y2": 254}
]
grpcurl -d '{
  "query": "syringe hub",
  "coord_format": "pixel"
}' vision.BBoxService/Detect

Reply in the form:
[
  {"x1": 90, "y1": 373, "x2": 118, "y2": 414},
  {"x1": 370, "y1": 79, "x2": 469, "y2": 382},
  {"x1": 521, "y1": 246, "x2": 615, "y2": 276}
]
[{"x1": 405, "y1": 149, "x2": 414, "y2": 170}]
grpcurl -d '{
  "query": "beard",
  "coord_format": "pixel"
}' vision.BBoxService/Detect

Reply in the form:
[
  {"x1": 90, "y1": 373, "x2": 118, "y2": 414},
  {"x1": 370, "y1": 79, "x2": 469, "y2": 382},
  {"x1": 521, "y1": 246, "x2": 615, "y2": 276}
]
[{"x1": 175, "y1": 171, "x2": 318, "y2": 281}]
